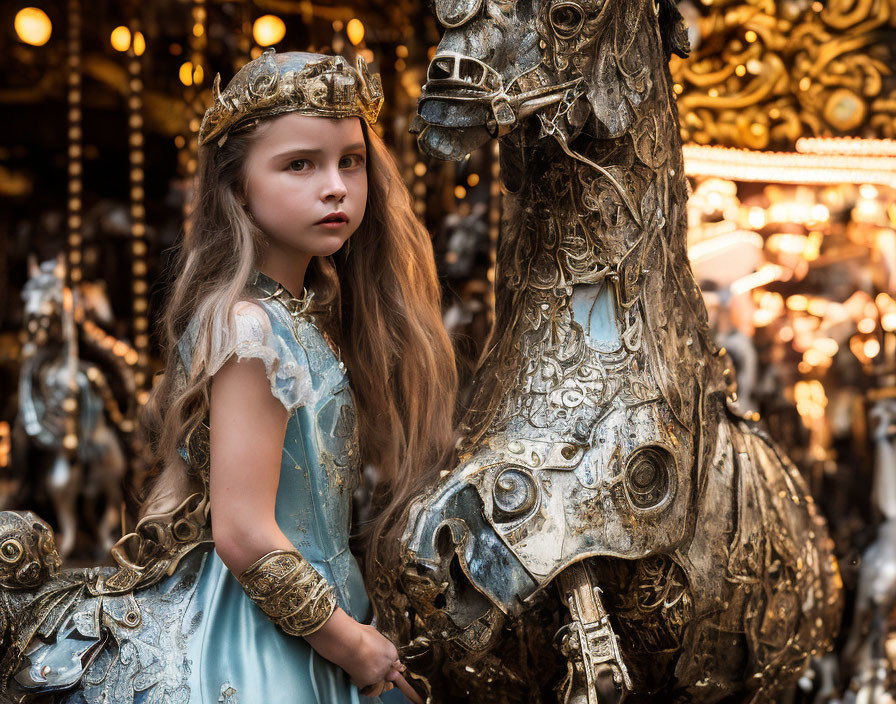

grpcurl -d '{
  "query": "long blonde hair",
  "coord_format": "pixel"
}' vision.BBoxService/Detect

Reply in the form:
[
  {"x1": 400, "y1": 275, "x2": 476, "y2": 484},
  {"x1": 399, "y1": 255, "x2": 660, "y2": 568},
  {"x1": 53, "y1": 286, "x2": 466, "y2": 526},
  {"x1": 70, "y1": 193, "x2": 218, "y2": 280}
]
[{"x1": 138, "y1": 116, "x2": 458, "y2": 576}]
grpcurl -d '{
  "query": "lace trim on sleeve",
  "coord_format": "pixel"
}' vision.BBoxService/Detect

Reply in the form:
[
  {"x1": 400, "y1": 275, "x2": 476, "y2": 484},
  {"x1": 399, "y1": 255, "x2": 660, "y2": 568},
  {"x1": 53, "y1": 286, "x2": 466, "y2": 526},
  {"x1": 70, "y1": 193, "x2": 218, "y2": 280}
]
[{"x1": 208, "y1": 302, "x2": 314, "y2": 414}]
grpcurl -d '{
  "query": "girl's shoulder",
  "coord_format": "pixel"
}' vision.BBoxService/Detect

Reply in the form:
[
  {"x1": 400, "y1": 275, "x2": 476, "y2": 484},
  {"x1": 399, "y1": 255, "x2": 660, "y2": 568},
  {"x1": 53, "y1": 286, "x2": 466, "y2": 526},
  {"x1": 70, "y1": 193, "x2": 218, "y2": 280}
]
[{"x1": 180, "y1": 298, "x2": 316, "y2": 415}]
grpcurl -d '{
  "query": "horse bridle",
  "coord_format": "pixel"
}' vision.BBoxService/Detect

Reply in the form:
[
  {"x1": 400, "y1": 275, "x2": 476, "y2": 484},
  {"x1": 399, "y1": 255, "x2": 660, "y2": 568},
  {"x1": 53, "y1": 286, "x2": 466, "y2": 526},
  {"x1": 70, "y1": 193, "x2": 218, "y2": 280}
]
[{"x1": 420, "y1": 52, "x2": 586, "y2": 137}]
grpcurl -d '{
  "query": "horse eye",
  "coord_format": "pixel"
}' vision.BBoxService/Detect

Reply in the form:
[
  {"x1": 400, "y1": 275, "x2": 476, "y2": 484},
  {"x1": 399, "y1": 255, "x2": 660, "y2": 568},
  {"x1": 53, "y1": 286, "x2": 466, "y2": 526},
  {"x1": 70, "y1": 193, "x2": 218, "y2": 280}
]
[
  {"x1": 550, "y1": 1, "x2": 585, "y2": 39},
  {"x1": 492, "y1": 467, "x2": 539, "y2": 522},
  {"x1": 624, "y1": 445, "x2": 675, "y2": 510},
  {"x1": 0, "y1": 539, "x2": 23, "y2": 563}
]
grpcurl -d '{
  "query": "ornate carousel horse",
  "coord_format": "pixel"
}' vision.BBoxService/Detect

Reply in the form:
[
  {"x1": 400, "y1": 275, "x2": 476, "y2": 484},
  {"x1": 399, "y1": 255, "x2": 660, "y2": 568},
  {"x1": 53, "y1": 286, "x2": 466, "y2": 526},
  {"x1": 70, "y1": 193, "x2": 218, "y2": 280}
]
[
  {"x1": 13, "y1": 258, "x2": 134, "y2": 558},
  {"x1": 386, "y1": 0, "x2": 844, "y2": 702},
  {"x1": 843, "y1": 392, "x2": 896, "y2": 703}
]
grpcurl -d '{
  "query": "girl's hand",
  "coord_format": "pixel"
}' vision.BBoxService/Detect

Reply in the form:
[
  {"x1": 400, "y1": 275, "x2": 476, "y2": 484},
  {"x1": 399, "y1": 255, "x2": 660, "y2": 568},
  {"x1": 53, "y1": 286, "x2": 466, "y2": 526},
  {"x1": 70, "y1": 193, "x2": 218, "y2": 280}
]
[
  {"x1": 348, "y1": 622, "x2": 400, "y2": 692},
  {"x1": 305, "y1": 608, "x2": 404, "y2": 694}
]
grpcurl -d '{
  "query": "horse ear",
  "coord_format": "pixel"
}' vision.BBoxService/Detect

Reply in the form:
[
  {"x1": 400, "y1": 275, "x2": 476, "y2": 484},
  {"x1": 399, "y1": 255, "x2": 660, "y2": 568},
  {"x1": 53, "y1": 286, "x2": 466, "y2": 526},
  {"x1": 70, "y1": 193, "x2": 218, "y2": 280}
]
[
  {"x1": 583, "y1": 2, "x2": 654, "y2": 138},
  {"x1": 658, "y1": 0, "x2": 690, "y2": 58}
]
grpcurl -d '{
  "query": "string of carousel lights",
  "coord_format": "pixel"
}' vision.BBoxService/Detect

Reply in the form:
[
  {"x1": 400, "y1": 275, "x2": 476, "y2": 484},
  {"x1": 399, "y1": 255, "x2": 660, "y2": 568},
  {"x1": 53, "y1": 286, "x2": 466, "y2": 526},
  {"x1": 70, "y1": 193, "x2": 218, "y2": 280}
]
[
  {"x1": 683, "y1": 144, "x2": 896, "y2": 187},
  {"x1": 62, "y1": 0, "x2": 82, "y2": 456},
  {"x1": 486, "y1": 140, "x2": 501, "y2": 325},
  {"x1": 179, "y1": 0, "x2": 207, "y2": 233},
  {"x1": 126, "y1": 12, "x2": 149, "y2": 399},
  {"x1": 66, "y1": 0, "x2": 82, "y2": 288}
]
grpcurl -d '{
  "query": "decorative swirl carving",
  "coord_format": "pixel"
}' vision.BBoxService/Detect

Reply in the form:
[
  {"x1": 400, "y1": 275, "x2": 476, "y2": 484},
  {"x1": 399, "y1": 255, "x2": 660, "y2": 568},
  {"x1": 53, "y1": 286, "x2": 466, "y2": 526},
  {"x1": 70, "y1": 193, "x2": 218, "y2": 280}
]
[
  {"x1": 672, "y1": 0, "x2": 896, "y2": 148},
  {"x1": 0, "y1": 511, "x2": 60, "y2": 590}
]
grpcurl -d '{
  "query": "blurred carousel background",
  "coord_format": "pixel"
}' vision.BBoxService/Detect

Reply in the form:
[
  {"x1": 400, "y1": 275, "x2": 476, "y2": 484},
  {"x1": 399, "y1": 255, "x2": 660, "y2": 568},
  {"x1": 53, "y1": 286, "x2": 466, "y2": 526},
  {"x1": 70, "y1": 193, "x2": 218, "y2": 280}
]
[{"x1": 0, "y1": 0, "x2": 894, "y2": 701}]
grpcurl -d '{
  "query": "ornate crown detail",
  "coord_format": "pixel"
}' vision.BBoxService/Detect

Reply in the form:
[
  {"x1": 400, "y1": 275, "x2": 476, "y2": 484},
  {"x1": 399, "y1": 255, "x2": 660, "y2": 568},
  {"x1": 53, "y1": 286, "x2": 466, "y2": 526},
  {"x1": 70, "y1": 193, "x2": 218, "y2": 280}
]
[{"x1": 199, "y1": 49, "x2": 384, "y2": 147}]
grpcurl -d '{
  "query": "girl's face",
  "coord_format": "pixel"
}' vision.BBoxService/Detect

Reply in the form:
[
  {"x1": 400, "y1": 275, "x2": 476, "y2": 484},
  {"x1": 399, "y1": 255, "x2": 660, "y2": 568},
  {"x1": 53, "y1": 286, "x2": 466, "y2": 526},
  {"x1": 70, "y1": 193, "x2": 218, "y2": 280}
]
[{"x1": 241, "y1": 113, "x2": 368, "y2": 259}]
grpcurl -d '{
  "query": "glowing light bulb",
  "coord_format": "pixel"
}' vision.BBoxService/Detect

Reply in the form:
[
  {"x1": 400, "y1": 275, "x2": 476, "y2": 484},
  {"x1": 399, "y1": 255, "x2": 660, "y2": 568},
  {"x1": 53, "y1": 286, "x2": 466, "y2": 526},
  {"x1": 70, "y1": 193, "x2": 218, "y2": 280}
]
[
  {"x1": 746, "y1": 206, "x2": 766, "y2": 229},
  {"x1": 15, "y1": 7, "x2": 52, "y2": 47},
  {"x1": 857, "y1": 318, "x2": 876, "y2": 334},
  {"x1": 803, "y1": 349, "x2": 825, "y2": 367},
  {"x1": 859, "y1": 184, "x2": 879, "y2": 200},
  {"x1": 179, "y1": 61, "x2": 194, "y2": 86},
  {"x1": 786, "y1": 295, "x2": 809, "y2": 312},
  {"x1": 111, "y1": 25, "x2": 131, "y2": 52},
  {"x1": 810, "y1": 204, "x2": 829, "y2": 223},
  {"x1": 813, "y1": 337, "x2": 839, "y2": 357},
  {"x1": 767, "y1": 232, "x2": 807, "y2": 256},
  {"x1": 253, "y1": 15, "x2": 286, "y2": 46},
  {"x1": 346, "y1": 18, "x2": 365, "y2": 46}
]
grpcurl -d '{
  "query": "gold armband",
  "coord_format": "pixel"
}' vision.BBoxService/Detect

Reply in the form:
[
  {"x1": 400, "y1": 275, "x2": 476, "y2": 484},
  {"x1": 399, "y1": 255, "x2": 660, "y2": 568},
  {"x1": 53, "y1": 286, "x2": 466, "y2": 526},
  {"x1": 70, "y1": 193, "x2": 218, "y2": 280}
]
[{"x1": 237, "y1": 550, "x2": 337, "y2": 637}]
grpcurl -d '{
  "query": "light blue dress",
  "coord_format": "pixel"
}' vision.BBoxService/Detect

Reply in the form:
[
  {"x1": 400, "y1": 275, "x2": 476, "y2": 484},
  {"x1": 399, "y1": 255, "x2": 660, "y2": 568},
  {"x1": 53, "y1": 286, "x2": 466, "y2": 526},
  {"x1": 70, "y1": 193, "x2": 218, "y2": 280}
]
[{"x1": 14, "y1": 272, "x2": 382, "y2": 703}]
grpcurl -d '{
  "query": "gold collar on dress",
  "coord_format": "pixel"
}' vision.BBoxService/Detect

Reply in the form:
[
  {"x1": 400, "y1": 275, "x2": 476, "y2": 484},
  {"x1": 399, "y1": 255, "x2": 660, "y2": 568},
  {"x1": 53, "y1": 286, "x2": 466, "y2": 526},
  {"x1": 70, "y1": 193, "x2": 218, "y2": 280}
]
[{"x1": 252, "y1": 270, "x2": 313, "y2": 321}]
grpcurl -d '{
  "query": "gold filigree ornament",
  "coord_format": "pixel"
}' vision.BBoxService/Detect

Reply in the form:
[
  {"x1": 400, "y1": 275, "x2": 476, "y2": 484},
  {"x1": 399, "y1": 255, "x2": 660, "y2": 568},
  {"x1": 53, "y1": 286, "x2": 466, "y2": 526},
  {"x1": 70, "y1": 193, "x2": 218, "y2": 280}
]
[
  {"x1": 198, "y1": 49, "x2": 384, "y2": 148},
  {"x1": 237, "y1": 549, "x2": 337, "y2": 637},
  {"x1": 671, "y1": 0, "x2": 896, "y2": 150}
]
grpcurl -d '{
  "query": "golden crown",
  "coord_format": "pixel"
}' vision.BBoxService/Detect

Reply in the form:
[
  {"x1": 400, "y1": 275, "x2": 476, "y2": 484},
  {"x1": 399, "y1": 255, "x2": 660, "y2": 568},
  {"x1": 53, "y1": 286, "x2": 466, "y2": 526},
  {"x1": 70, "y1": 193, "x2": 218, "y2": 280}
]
[{"x1": 198, "y1": 49, "x2": 384, "y2": 147}]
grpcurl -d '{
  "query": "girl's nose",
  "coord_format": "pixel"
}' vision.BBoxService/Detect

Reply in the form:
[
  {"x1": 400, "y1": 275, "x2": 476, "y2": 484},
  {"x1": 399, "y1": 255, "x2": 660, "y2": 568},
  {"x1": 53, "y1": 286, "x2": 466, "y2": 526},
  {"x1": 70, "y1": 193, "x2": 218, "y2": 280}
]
[{"x1": 321, "y1": 165, "x2": 347, "y2": 202}]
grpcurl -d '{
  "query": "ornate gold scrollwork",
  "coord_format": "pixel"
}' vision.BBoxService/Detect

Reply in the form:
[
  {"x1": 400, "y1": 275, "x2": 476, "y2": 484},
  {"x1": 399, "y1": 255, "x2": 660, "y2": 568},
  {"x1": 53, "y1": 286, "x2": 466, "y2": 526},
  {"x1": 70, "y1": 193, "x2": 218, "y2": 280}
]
[
  {"x1": 237, "y1": 549, "x2": 337, "y2": 637},
  {"x1": 671, "y1": 0, "x2": 896, "y2": 149}
]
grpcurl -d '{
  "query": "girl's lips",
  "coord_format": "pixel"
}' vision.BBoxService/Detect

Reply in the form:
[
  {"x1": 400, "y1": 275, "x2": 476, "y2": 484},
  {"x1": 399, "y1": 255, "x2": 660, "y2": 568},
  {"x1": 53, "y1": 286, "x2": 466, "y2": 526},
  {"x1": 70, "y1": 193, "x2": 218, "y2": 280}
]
[{"x1": 315, "y1": 212, "x2": 348, "y2": 225}]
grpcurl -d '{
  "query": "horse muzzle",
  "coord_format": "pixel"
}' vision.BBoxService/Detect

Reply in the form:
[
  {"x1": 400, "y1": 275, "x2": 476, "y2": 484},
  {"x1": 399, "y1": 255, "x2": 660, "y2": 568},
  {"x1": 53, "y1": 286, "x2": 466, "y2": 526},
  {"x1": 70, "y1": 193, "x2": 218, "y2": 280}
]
[
  {"x1": 420, "y1": 52, "x2": 586, "y2": 137},
  {"x1": 424, "y1": 53, "x2": 504, "y2": 99},
  {"x1": 402, "y1": 481, "x2": 539, "y2": 618}
]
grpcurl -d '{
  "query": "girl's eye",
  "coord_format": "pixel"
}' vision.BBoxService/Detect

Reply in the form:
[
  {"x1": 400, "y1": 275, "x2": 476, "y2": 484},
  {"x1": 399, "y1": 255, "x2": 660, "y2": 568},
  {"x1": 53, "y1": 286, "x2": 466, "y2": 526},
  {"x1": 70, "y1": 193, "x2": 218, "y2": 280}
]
[
  {"x1": 339, "y1": 154, "x2": 365, "y2": 169},
  {"x1": 289, "y1": 159, "x2": 309, "y2": 172}
]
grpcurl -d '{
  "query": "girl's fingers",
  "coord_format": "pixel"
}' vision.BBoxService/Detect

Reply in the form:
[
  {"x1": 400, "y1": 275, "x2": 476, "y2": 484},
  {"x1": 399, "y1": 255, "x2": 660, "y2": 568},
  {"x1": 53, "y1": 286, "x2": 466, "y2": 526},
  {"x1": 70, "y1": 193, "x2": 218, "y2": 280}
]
[
  {"x1": 359, "y1": 681, "x2": 385, "y2": 697},
  {"x1": 384, "y1": 661, "x2": 407, "y2": 682},
  {"x1": 392, "y1": 673, "x2": 424, "y2": 704}
]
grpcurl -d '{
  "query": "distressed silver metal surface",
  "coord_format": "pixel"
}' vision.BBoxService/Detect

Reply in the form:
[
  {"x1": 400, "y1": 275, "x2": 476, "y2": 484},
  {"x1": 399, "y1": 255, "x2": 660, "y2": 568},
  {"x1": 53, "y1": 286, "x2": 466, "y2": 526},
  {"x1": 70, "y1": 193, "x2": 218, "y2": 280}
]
[{"x1": 390, "y1": 0, "x2": 844, "y2": 702}]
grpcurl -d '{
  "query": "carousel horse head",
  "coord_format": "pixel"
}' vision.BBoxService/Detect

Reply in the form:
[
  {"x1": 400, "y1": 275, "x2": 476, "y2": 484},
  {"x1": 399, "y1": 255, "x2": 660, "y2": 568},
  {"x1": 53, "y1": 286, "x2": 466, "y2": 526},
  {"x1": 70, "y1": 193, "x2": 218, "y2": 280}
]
[
  {"x1": 415, "y1": 0, "x2": 690, "y2": 167},
  {"x1": 22, "y1": 257, "x2": 66, "y2": 348}
]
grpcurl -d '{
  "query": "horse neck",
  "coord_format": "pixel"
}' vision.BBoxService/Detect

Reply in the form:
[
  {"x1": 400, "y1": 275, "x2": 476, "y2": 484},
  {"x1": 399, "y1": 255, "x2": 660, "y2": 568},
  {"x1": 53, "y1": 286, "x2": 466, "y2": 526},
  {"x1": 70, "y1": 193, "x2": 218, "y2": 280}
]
[{"x1": 464, "y1": 89, "x2": 725, "y2": 444}]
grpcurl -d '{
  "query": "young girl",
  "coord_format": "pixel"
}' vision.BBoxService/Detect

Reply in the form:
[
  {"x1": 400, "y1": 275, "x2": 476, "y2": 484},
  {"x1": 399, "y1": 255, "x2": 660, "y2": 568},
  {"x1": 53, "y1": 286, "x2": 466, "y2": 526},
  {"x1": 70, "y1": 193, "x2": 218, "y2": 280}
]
[{"x1": 0, "y1": 50, "x2": 457, "y2": 703}]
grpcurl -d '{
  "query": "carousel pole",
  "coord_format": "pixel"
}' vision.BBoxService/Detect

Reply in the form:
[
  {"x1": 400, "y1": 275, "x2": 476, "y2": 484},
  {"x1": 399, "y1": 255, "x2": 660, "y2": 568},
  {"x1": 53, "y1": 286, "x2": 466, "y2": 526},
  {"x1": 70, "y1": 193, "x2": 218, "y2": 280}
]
[
  {"x1": 62, "y1": 0, "x2": 82, "y2": 458},
  {"x1": 127, "y1": 7, "x2": 149, "y2": 402}
]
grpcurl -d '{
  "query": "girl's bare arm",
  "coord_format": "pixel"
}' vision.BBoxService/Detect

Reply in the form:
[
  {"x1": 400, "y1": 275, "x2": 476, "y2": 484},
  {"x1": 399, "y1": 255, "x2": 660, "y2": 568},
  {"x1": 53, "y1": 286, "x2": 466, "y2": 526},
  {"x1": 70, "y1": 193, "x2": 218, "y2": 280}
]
[
  {"x1": 209, "y1": 355, "x2": 293, "y2": 572},
  {"x1": 209, "y1": 354, "x2": 401, "y2": 691}
]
